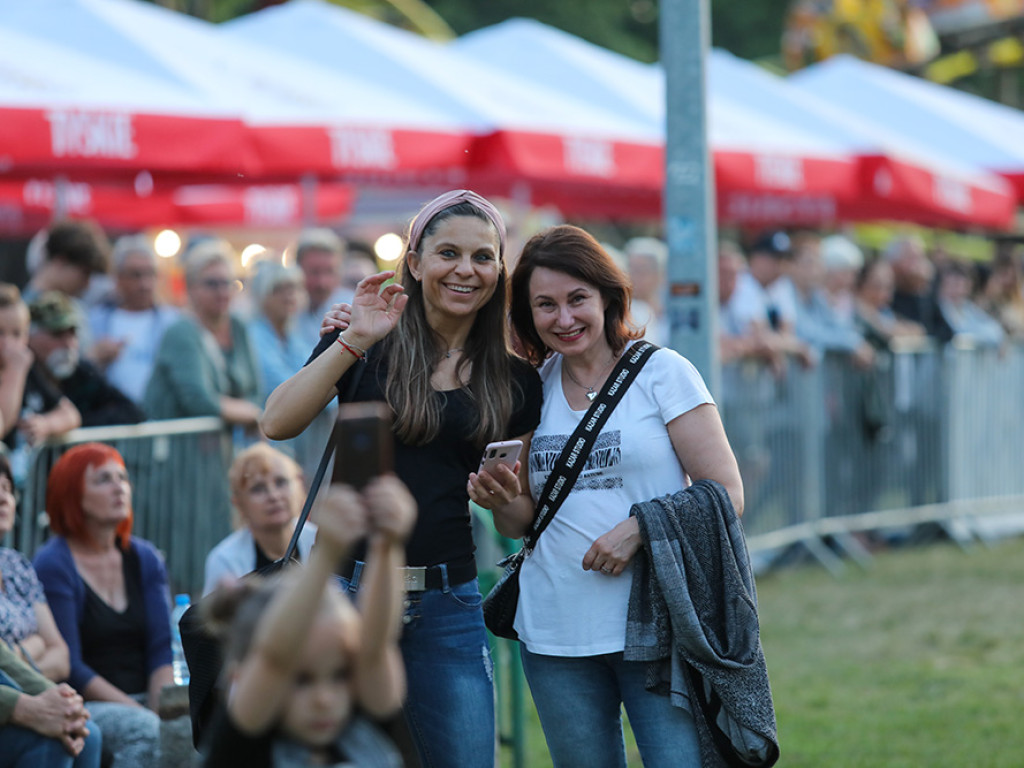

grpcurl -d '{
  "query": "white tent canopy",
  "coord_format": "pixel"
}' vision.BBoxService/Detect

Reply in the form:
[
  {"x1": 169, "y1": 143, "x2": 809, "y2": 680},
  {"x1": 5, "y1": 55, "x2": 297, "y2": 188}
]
[
  {"x1": 789, "y1": 54, "x2": 1024, "y2": 202},
  {"x1": 1, "y1": 0, "x2": 1018, "y2": 227},
  {"x1": 0, "y1": 0, "x2": 480, "y2": 180},
  {"x1": 223, "y1": 0, "x2": 669, "y2": 217},
  {"x1": 453, "y1": 18, "x2": 1017, "y2": 228},
  {"x1": 0, "y1": 25, "x2": 249, "y2": 178}
]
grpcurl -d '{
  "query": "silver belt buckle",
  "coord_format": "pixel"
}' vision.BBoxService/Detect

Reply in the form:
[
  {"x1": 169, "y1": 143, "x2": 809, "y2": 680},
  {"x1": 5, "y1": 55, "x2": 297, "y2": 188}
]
[{"x1": 402, "y1": 567, "x2": 427, "y2": 591}]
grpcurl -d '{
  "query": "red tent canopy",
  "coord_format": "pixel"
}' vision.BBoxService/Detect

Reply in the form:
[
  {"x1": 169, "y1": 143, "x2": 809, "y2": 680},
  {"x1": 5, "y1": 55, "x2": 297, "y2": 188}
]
[
  {"x1": 0, "y1": 177, "x2": 354, "y2": 236},
  {"x1": 0, "y1": 29, "x2": 253, "y2": 179}
]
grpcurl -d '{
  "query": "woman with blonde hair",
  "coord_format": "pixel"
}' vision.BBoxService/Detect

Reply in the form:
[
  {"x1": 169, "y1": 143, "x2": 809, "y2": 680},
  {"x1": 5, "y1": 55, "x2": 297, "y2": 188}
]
[
  {"x1": 144, "y1": 239, "x2": 261, "y2": 429},
  {"x1": 203, "y1": 443, "x2": 317, "y2": 596}
]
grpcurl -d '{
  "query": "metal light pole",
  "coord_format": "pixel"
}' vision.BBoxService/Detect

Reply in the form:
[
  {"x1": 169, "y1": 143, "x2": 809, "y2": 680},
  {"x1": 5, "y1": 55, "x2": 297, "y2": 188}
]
[{"x1": 660, "y1": 0, "x2": 720, "y2": 398}]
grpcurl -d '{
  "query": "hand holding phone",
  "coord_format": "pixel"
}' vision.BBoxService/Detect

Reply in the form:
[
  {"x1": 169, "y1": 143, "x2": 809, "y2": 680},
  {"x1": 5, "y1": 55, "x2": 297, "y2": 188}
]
[
  {"x1": 477, "y1": 440, "x2": 523, "y2": 476},
  {"x1": 331, "y1": 401, "x2": 393, "y2": 490}
]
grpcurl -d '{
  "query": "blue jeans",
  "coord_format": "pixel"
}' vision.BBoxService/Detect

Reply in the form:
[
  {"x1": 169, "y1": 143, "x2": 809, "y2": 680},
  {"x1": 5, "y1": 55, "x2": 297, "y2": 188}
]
[
  {"x1": 343, "y1": 564, "x2": 495, "y2": 768},
  {"x1": 0, "y1": 671, "x2": 102, "y2": 768},
  {"x1": 520, "y1": 647, "x2": 701, "y2": 768}
]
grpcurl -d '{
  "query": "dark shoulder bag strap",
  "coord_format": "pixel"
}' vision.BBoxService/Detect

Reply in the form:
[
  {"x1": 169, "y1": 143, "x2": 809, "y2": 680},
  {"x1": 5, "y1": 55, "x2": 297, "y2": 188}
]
[
  {"x1": 523, "y1": 341, "x2": 658, "y2": 551},
  {"x1": 184, "y1": 351, "x2": 372, "y2": 748},
  {"x1": 281, "y1": 350, "x2": 370, "y2": 562}
]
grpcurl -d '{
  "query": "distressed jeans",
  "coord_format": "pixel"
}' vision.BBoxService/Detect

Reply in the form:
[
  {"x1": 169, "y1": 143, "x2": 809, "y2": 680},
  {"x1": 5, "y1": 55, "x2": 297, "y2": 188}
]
[
  {"x1": 521, "y1": 647, "x2": 701, "y2": 768},
  {"x1": 344, "y1": 565, "x2": 495, "y2": 768}
]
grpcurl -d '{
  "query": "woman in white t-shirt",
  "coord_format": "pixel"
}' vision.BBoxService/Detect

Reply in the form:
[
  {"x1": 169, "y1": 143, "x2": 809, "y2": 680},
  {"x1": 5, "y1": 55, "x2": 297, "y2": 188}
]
[{"x1": 469, "y1": 225, "x2": 743, "y2": 768}]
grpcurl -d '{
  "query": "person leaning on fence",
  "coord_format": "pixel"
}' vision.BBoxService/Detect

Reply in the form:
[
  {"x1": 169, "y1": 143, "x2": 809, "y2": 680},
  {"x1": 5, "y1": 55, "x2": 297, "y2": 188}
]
[
  {"x1": 935, "y1": 260, "x2": 1006, "y2": 350},
  {"x1": 200, "y1": 476, "x2": 414, "y2": 768},
  {"x1": 0, "y1": 284, "x2": 81, "y2": 457},
  {"x1": 884, "y1": 235, "x2": 954, "y2": 343},
  {"x1": 468, "y1": 224, "x2": 757, "y2": 768},
  {"x1": 85, "y1": 234, "x2": 180, "y2": 406},
  {"x1": 853, "y1": 259, "x2": 926, "y2": 351},
  {"x1": 202, "y1": 443, "x2": 318, "y2": 597},
  {"x1": 27, "y1": 292, "x2": 145, "y2": 429},
  {"x1": 32, "y1": 443, "x2": 171, "y2": 768},
  {"x1": 784, "y1": 233, "x2": 875, "y2": 370},
  {"x1": 246, "y1": 261, "x2": 327, "y2": 483},
  {"x1": 143, "y1": 239, "x2": 262, "y2": 432},
  {"x1": 978, "y1": 248, "x2": 1024, "y2": 340},
  {"x1": 262, "y1": 189, "x2": 542, "y2": 768}
]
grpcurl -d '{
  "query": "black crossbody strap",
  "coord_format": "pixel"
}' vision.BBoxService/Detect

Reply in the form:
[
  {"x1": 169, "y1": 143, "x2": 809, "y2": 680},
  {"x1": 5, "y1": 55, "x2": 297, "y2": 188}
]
[
  {"x1": 282, "y1": 347, "x2": 370, "y2": 563},
  {"x1": 525, "y1": 341, "x2": 658, "y2": 550}
]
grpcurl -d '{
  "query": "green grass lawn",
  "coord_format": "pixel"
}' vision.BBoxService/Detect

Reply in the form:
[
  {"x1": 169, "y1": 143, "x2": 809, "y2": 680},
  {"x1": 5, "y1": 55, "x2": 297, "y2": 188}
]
[{"x1": 498, "y1": 534, "x2": 1024, "y2": 767}]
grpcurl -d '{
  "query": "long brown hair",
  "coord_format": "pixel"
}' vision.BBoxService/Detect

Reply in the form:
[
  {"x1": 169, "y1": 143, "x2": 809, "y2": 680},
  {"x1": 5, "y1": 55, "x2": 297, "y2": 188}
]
[
  {"x1": 384, "y1": 200, "x2": 516, "y2": 447},
  {"x1": 510, "y1": 225, "x2": 641, "y2": 366}
]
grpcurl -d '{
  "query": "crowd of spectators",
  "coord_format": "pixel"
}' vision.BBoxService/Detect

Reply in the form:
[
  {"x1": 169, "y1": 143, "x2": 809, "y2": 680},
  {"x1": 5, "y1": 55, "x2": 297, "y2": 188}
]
[
  {"x1": 0, "y1": 217, "x2": 380, "y2": 766},
  {"x1": 4, "y1": 218, "x2": 1020, "y2": 473},
  {"x1": 718, "y1": 229, "x2": 1024, "y2": 374},
  {"x1": 0, "y1": 213, "x2": 1022, "y2": 766}
]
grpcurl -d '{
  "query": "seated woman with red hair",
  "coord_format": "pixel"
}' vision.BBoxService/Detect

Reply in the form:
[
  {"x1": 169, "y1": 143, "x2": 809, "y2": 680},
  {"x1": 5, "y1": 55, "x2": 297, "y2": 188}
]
[{"x1": 32, "y1": 443, "x2": 171, "y2": 768}]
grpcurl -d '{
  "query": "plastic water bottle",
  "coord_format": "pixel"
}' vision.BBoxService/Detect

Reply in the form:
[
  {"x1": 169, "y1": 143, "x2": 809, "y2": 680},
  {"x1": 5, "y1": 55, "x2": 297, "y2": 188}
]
[{"x1": 170, "y1": 593, "x2": 191, "y2": 687}]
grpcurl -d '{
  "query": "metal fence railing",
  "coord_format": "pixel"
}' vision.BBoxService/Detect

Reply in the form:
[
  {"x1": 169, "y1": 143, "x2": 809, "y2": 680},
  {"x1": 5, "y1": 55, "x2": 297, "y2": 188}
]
[
  {"x1": 9, "y1": 344, "x2": 1024, "y2": 591},
  {"x1": 722, "y1": 342, "x2": 1024, "y2": 563}
]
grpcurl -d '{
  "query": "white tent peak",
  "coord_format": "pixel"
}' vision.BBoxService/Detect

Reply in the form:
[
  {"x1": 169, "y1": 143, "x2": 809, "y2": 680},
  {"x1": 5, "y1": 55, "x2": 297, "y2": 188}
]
[
  {"x1": 224, "y1": 0, "x2": 658, "y2": 140},
  {"x1": 791, "y1": 54, "x2": 1024, "y2": 175}
]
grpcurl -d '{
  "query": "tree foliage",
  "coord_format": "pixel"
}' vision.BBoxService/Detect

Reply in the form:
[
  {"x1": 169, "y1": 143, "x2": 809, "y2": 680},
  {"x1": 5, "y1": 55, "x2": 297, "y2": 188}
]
[{"x1": 153, "y1": 0, "x2": 789, "y2": 63}]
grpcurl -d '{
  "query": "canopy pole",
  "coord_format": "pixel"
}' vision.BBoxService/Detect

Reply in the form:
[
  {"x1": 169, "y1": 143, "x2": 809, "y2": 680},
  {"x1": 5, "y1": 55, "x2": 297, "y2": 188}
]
[
  {"x1": 301, "y1": 173, "x2": 317, "y2": 226},
  {"x1": 660, "y1": 0, "x2": 720, "y2": 398}
]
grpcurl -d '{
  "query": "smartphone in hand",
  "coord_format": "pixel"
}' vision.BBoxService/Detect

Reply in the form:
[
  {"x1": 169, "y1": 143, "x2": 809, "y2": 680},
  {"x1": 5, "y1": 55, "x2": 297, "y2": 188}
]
[
  {"x1": 331, "y1": 402, "x2": 393, "y2": 490},
  {"x1": 477, "y1": 440, "x2": 523, "y2": 476}
]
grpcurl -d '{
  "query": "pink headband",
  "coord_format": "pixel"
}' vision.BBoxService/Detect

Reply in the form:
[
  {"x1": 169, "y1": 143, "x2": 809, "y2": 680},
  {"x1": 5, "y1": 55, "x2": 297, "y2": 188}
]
[{"x1": 407, "y1": 189, "x2": 507, "y2": 259}]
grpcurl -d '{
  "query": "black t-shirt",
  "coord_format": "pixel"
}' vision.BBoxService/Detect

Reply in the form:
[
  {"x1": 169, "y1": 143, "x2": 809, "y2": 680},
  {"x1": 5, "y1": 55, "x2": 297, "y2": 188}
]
[
  {"x1": 3, "y1": 362, "x2": 63, "y2": 449},
  {"x1": 61, "y1": 360, "x2": 146, "y2": 427},
  {"x1": 80, "y1": 545, "x2": 149, "y2": 695},
  {"x1": 309, "y1": 334, "x2": 542, "y2": 568}
]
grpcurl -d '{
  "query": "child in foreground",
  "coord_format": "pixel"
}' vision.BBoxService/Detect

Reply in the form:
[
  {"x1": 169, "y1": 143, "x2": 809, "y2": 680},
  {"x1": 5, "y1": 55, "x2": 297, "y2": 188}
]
[{"x1": 201, "y1": 476, "x2": 415, "y2": 767}]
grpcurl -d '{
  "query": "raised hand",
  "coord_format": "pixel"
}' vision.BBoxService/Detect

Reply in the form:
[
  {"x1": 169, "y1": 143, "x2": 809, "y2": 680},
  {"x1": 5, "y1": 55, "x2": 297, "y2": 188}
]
[
  {"x1": 316, "y1": 485, "x2": 369, "y2": 555},
  {"x1": 344, "y1": 271, "x2": 408, "y2": 349},
  {"x1": 363, "y1": 475, "x2": 417, "y2": 545}
]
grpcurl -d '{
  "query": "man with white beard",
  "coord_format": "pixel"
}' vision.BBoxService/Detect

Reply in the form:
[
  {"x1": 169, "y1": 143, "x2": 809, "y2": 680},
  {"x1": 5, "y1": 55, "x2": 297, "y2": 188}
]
[{"x1": 28, "y1": 292, "x2": 143, "y2": 428}]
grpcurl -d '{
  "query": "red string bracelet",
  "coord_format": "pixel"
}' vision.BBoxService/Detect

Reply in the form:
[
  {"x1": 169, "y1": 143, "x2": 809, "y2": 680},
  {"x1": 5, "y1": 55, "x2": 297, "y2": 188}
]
[{"x1": 336, "y1": 334, "x2": 366, "y2": 361}]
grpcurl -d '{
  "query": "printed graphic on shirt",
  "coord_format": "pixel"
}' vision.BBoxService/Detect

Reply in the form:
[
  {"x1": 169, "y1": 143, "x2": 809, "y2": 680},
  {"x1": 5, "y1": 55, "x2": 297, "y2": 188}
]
[{"x1": 530, "y1": 430, "x2": 623, "y2": 491}]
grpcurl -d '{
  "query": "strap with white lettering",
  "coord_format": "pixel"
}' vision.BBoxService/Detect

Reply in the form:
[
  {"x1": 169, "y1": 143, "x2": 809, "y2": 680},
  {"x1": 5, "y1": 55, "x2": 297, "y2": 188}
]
[{"x1": 524, "y1": 341, "x2": 658, "y2": 551}]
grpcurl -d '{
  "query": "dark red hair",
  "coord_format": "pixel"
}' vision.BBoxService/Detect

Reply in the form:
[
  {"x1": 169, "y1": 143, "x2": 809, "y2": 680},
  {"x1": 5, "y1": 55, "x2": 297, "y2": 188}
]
[{"x1": 46, "y1": 443, "x2": 133, "y2": 549}]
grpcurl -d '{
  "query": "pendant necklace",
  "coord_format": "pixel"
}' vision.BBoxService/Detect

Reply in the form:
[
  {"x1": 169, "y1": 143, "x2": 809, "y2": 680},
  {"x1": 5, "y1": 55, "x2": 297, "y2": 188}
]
[
  {"x1": 563, "y1": 355, "x2": 615, "y2": 401},
  {"x1": 445, "y1": 347, "x2": 463, "y2": 359}
]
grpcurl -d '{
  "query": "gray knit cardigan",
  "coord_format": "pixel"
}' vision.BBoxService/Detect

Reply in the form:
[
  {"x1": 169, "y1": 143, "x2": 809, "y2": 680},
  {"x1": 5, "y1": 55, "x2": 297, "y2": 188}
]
[{"x1": 625, "y1": 479, "x2": 780, "y2": 768}]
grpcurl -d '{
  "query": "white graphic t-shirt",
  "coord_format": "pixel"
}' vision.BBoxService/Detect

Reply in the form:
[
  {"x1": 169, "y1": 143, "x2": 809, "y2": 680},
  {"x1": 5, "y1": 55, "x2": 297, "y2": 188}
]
[{"x1": 516, "y1": 348, "x2": 714, "y2": 656}]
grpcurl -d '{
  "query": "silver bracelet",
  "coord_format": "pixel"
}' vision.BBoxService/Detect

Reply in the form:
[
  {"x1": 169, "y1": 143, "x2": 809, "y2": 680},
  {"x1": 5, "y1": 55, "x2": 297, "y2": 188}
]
[{"x1": 337, "y1": 331, "x2": 368, "y2": 357}]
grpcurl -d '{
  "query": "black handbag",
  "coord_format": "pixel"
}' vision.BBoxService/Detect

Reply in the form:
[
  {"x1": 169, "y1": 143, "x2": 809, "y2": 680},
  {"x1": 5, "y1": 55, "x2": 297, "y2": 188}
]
[{"x1": 483, "y1": 341, "x2": 658, "y2": 640}]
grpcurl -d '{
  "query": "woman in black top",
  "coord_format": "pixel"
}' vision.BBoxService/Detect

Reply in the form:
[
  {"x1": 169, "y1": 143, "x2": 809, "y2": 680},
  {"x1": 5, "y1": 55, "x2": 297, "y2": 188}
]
[{"x1": 261, "y1": 190, "x2": 541, "y2": 768}]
